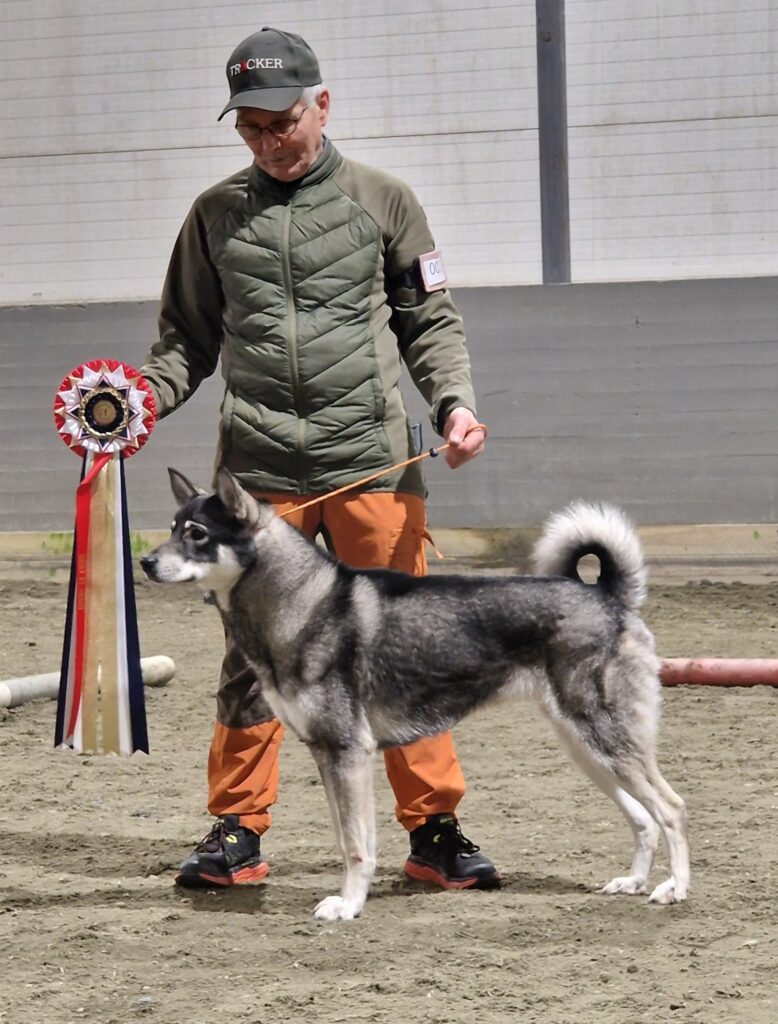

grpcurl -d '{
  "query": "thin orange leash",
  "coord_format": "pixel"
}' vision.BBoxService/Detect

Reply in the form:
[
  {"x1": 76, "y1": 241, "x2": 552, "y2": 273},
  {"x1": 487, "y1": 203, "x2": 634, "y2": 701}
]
[{"x1": 276, "y1": 422, "x2": 488, "y2": 520}]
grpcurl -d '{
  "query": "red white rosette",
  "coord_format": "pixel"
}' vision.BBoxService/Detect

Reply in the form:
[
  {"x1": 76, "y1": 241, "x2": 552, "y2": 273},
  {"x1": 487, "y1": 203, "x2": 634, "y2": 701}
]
[
  {"x1": 53, "y1": 359, "x2": 155, "y2": 756},
  {"x1": 54, "y1": 359, "x2": 156, "y2": 459}
]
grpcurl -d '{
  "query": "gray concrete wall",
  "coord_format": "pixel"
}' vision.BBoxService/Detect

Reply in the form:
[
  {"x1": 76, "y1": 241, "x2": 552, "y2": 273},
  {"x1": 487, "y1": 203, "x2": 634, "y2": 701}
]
[{"x1": 1, "y1": 277, "x2": 776, "y2": 532}]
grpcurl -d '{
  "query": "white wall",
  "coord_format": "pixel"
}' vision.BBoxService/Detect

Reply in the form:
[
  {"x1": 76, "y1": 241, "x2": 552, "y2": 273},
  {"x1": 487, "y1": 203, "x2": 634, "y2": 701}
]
[
  {"x1": 566, "y1": 0, "x2": 778, "y2": 281},
  {"x1": 0, "y1": 0, "x2": 541, "y2": 304},
  {"x1": 0, "y1": 1, "x2": 775, "y2": 304}
]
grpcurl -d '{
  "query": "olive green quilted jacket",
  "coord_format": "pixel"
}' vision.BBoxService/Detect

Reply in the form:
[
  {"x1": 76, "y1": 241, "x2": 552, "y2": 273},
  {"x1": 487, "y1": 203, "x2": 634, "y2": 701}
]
[{"x1": 142, "y1": 139, "x2": 476, "y2": 496}]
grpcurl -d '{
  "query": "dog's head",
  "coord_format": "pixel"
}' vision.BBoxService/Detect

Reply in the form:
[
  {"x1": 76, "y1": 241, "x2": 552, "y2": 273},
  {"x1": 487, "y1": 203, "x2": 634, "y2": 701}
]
[{"x1": 140, "y1": 467, "x2": 266, "y2": 589}]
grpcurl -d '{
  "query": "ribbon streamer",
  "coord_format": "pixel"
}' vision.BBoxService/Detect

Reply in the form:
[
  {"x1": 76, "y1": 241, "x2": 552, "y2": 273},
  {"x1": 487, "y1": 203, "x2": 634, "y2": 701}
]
[
  {"x1": 53, "y1": 360, "x2": 155, "y2": 755},
  {"x1": 54, "y1": 453, "x2": 149, "y2": 754}
]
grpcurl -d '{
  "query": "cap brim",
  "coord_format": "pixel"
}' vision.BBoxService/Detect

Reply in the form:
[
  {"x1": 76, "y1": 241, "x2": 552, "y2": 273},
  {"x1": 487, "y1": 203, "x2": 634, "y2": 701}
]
[{"x1": 218, "y1": 86, "x2": 304, "y2": 120}]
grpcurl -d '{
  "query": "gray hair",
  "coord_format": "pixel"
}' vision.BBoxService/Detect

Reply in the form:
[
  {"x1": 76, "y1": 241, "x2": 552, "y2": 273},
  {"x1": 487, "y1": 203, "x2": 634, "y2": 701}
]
[{"x1": 300, "y1": 83, "x2": 326, "y2": 107}]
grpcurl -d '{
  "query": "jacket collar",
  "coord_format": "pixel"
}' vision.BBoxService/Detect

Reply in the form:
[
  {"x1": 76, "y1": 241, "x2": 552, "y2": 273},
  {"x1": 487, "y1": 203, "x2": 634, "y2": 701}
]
[{"x1": 249, "y1": 137, "x2": 341, "y2": 196}]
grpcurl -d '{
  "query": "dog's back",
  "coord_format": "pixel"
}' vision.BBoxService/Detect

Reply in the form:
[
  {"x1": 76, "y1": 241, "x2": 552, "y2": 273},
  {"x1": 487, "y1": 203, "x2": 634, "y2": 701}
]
[{"x1": 339, "y1": 504, "x2": 651, "y2": 746}]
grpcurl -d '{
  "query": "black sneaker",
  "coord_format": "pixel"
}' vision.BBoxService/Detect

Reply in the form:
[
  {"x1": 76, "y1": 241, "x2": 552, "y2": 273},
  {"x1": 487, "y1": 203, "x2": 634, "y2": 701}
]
[
  {"x1": 175, "y1": 815, "x2": 268, "y2": 888},
  {"x1": 404, "y1": 814, "x2": 501, "y2": 890}
]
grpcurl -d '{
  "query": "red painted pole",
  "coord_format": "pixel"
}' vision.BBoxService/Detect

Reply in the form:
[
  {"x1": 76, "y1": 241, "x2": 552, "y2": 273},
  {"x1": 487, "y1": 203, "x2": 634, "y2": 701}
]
[{"x1": 661, "y1": 658, "x2": 778, "y2": 687}]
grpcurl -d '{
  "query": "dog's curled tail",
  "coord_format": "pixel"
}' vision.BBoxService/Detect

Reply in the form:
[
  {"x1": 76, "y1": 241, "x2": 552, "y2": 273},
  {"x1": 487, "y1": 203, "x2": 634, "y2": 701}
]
[{"x1": 532, "y1": 501, "x2": 647, "y2": 610}]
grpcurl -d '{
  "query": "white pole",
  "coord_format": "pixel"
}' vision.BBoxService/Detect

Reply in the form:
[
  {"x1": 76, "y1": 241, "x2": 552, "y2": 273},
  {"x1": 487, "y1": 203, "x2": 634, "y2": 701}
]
[{"x1": 0, "y1": 655, "x2": 175, "y2": 709}]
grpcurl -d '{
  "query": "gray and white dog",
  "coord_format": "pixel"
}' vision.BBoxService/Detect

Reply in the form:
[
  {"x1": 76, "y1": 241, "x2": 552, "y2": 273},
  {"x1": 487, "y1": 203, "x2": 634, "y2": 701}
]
[{"x1": 140, "y1": 467, "x2": 689, "y2": 921}]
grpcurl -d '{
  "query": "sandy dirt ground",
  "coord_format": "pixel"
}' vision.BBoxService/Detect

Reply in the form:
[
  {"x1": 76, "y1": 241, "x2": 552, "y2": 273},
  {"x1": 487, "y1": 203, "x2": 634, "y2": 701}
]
[{"x1": 1, "y1": 565, "x2": 777, "y2": 1024}]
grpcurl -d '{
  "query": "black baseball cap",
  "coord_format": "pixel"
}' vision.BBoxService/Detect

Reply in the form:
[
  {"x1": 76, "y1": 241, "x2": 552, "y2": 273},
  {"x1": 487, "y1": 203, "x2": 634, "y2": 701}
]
[{"x1": 218, "y1": 27, "x2": 322, "y2": 120}]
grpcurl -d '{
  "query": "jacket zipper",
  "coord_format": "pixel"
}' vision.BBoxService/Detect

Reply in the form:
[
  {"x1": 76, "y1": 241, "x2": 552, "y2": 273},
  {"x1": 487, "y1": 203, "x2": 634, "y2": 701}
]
[{"x1": 281, "y1": 202, "x2": 307, "y2": 491}]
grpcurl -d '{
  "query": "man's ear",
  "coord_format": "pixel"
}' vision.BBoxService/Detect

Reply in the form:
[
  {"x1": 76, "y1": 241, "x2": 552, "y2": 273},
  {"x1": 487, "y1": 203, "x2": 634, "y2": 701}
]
[
  {"x1": 168, "y1": 467, "x2": 205, "y2": 507},
  {"x1": 215, "y1": 467, "x2": 259, "y2": 529},
  {"x1": 315, "y1": 87, "x2": 330, "y2": 128}
]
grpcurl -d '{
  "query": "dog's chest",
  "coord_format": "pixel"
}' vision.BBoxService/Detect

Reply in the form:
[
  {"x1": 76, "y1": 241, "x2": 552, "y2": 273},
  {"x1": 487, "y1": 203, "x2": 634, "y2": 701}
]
[
  {"x1": 264, "y1": 685, "x2": 315, "y2": 740},
  {"x1": 243, "y1": 659, "x2": 316, "y2": 741}
]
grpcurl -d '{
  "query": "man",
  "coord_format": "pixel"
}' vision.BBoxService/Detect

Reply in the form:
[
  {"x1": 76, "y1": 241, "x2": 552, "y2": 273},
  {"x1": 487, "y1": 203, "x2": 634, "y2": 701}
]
[{"x1": 142, "y1": 27, "x2": 499, "y2": 894}]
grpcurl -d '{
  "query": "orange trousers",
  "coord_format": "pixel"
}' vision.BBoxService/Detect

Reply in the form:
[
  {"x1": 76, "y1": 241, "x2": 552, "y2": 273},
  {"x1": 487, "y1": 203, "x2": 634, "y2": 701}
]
[{"x1": 208, "y1": 490, "x2": 466, "y2": 835}]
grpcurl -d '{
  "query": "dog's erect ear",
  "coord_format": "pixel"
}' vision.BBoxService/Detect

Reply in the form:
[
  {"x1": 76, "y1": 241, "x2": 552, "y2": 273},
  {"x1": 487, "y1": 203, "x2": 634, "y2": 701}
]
[
  {"x1": 168, "y1": 467, "x2": 206, "y2": 507},
  {"x1": 215, "y1": 467, "x2": 260, "y2": 529}
]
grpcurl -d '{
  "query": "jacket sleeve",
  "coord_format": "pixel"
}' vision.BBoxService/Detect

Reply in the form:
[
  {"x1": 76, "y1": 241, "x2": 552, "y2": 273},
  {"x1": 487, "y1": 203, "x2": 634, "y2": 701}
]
[
  {"x1": 141, "y1": 202, "x2": 224, "y2": 419},
  {"x1": 382, "y1": 182, "x2": 477, "y2": 434}
]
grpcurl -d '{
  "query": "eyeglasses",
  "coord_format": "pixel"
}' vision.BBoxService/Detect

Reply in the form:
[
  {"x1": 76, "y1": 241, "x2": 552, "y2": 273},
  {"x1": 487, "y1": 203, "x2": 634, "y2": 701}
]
[{"x1": 235, "y1": 108, "x2": 307, "y2": 142}]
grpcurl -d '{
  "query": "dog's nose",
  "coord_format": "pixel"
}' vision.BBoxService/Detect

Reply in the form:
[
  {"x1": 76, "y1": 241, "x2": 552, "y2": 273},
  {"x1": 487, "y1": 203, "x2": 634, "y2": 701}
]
[{"x1": 139, "y1": 553, "x2": 157, "y2": 575}]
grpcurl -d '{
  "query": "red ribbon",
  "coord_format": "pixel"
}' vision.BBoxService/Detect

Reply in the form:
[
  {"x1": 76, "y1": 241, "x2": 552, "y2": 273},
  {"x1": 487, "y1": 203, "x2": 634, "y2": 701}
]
[{"x1": 67, "y1": 452, "x2": 112, "y2": 740}]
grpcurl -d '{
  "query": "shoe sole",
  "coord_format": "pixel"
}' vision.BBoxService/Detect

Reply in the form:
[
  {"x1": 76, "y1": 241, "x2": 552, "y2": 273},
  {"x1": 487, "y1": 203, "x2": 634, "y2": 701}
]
[
  {"x1": 175, "y1": 860, "x2": 269, "y2": 889},
  {"x1": 403, "y1": 859, "x2": 501, "y2": 890}
]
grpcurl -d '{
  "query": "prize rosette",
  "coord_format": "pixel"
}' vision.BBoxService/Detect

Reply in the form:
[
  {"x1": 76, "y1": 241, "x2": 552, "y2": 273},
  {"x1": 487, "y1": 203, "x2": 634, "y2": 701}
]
[{"x1": 53, "y1": 360, "x2": 156, "y2": 756}]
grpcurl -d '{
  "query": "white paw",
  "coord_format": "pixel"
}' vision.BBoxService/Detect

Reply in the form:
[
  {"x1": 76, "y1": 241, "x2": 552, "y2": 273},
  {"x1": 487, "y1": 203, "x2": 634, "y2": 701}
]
[
  {"x1": 313, "y1": 895, "x2": 360, "y2": 922},
  {"x1": 648, "y1": 877, "x2": 686, "y2": 905},
  {"x1": 600, "y1": 875, "x2": 647, "y2": 896}
]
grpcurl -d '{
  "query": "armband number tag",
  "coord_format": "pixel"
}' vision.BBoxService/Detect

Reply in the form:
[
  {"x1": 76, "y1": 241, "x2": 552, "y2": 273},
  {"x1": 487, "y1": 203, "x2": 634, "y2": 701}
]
[{"x1": 419, "y1": 250, "x2": 448, "y2": 292}]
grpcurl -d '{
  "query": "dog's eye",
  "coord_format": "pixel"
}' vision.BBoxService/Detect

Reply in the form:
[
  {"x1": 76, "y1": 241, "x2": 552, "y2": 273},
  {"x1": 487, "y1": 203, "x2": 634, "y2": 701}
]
[{"x1": 187, "y1": 525, "x2": 208, "y2": 543}]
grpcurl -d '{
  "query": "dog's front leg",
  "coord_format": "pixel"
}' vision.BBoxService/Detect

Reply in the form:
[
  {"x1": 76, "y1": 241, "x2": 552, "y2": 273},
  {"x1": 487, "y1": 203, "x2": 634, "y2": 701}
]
[{"x1": 309, "y1": 742, "x2": 377, "y2": 922}]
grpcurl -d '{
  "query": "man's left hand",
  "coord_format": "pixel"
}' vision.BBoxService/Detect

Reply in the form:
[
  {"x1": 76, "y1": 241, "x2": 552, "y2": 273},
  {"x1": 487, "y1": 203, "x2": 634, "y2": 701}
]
[{"x1": 442, "y1": 407, "x2": 486, "y2": 469}]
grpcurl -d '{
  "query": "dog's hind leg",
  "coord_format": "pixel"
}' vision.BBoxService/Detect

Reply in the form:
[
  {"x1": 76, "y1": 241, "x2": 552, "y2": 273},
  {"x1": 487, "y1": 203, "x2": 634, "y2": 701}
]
[
  {"x1": 548, "y1": 720, "x2": 687, "y2": 905},
  {"x1": 548, "y1": 724, "x2": 660, "y2": 895},
  {"x1": 616, "y1": 759, "x2": 689, "y2": 905},
  {"x1": 309, "y1": 742, "x2": 377, "y2": 922},
  {"x1": 599, "y1": 786, "x2": 660, "y2": 895}
]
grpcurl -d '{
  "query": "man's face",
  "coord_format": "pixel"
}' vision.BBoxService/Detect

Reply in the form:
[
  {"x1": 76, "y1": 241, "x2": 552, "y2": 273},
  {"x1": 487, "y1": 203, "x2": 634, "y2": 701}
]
[{"x1": 236, "y1": 89, "x2": 330, "y2": 182}]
